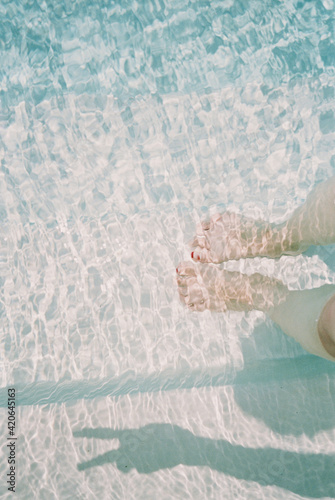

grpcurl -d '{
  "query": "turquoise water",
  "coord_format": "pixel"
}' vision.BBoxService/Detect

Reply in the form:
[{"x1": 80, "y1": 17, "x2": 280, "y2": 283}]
[{"x1": 1, "y1": 0, "x2": 335, "y2": 498}]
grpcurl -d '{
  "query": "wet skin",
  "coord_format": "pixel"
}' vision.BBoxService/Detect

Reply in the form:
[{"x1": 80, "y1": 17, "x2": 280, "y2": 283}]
[{"x1": 177, "y1": 177, "x2": 335, "y2": 361}]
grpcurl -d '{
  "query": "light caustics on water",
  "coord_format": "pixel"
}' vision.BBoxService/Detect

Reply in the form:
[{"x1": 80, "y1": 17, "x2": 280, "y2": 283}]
[{"x1": 1, "y1": 0, "x2": 335, "y2": 499}]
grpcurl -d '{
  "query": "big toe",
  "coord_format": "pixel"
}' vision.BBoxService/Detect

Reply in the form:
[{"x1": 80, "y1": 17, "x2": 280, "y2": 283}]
[
  {"x1": 176, "y1": 261, "x2": 198, "y2": 277},
  {"x1": 191, "y1": 247, "x2": 212, "y2": 263}
]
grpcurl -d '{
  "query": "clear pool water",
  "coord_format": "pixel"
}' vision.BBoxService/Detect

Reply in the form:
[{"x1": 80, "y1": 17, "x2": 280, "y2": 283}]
[{"x1": 1, "y1": 0, "x2": 335, "y2": 498}]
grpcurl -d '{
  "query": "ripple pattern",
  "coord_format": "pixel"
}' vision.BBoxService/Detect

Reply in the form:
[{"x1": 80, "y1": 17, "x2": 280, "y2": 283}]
[{"x1": 0, "y1": 0, "x2": 335, "y2": 499}]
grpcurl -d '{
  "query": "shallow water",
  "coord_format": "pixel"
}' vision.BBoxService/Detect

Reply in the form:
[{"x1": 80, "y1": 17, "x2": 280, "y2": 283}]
[{"x1": 1, "y1": 0, "x2": 335, "y2": 498}]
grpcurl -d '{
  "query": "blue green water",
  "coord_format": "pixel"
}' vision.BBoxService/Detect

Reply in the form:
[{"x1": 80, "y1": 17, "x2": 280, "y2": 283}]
[{"x1": 1, "y1": 0, "x2": 335, "y2": 498}]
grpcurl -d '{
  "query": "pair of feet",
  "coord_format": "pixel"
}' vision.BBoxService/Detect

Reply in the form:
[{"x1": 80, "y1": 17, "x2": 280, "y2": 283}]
[{"x1": 176, "y1": 212, "x2": 290, "y2": 313}]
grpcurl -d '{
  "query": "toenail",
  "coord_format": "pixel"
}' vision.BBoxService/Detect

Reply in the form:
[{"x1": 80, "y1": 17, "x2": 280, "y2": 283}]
[{"x1": 191, "y1": 252, "x2": 194, "y2": 259}]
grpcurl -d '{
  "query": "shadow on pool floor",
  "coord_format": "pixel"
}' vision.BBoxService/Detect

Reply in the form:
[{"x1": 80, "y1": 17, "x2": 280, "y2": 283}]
[{"x1": 73, "y1": 423, "x2": 335, "y2": 498}]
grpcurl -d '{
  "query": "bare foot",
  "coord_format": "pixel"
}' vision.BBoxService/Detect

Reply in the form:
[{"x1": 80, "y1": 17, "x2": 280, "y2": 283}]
[
  {"x1": 176, "y1": 261, "x2": 289, "y2": 313},
  {"x1": 176, "y1": 261, "x2": 254, "y2": 312},
  {"x1": 190, "y1": 212, "x2": 271, "y2": 263},
  {"x1": 189, "y1": 212, "x2": 301, "y2": 263}
]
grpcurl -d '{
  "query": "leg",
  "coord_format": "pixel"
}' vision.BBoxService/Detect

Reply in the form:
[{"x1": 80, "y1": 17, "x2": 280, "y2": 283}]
[
  {"x1": 285, "y1": 176, "x2": 335, "y2": 247},
  {"x1": 176, "y1": 262, "x2": 335, "y2": 361},
  {"x1": 190, "y1": 177, "x2": 335, "y2": 263},
  {"x1": 270, "y1": 284, "x2": 335, "y2": 361},
  {"x1": 318, "y1": 294, "x2": 335, "y2": 358}
]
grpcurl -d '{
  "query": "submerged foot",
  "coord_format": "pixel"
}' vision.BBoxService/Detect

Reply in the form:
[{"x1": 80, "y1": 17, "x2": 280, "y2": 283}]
[
  {"x1": 190, "y1": 212, "x2": 254, "y2": 263},
  {"x1": 176, "y1": 261, "x2": 289, "y2": 313},
  {"x1": 176, "y1": 261, "x2": 255, "y2": 312},
  {"x1": 189, "y1": 212, "x2": 288, "y2": 263}
]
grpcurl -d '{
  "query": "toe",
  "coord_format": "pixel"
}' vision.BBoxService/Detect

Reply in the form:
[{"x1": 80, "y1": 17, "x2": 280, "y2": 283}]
[
  {"x1": 189, "y1": 235, "x2": 199, "y2": 248},
  {"x1": 185, "y1": 282, "x2": 210, "y2": 312},
  {"x1": 177, "y1": 287, "x2": 188, "y2": 305},
  {"x1": 211, "y1": 213, "x2": 222, "y2": 224},
  {"x1": 189, "y1": 235, "x2": 206, "y2": 249},
  {"x1": 176, "y1": 275, "x2": 186, "y2": 286},
  {"x1": 201, "y1": 219, "x2": 211, "y2": 231},
  {"x1": 176, "y1": 262, "x2": 197, "y2": 277},
  {"x1": 178, "y1": 287, "x2": 188, "y2": 298},
  {"x1": 191, "y1": 247, "x2": 211, "y2": 263},
  {"x1": 192, "y1": 297, "x2": 209, "y2": 312}
]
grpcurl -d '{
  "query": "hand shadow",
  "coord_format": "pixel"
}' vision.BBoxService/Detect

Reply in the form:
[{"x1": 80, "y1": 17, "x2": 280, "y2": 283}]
[{"x1": 74, "y1": 423, "x2": 335, "y2": 498}]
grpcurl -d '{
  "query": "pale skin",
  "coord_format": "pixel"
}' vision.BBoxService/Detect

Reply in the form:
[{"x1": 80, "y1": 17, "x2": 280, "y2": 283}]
[{"x1": 177, "y1": 177, "x2": 335, "y2": 361}]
